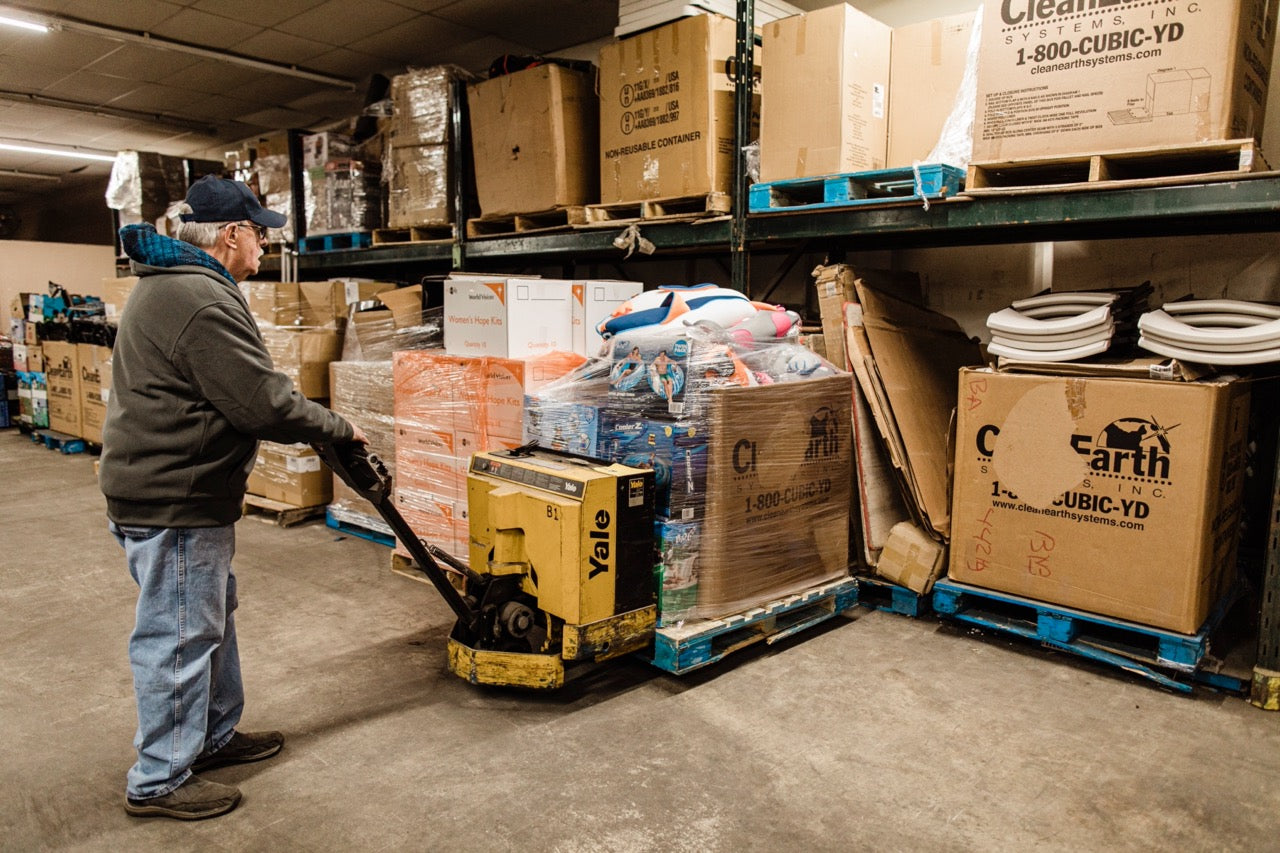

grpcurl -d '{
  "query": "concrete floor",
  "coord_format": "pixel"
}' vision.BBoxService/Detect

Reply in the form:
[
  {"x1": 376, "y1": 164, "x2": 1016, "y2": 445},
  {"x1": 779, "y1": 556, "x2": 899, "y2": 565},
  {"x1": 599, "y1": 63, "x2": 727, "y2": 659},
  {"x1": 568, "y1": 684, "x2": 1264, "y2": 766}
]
[{"x1": 3, "y1": 429, "x2": 1279, "y2": 852}]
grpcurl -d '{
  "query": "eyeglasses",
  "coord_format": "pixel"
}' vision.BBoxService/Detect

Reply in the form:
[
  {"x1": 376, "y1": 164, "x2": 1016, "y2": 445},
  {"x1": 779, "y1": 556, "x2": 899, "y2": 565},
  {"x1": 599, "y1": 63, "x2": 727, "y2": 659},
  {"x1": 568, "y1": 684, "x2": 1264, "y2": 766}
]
[{"x1": 226, "y1": 222, "x2": 269, "y2": 243}]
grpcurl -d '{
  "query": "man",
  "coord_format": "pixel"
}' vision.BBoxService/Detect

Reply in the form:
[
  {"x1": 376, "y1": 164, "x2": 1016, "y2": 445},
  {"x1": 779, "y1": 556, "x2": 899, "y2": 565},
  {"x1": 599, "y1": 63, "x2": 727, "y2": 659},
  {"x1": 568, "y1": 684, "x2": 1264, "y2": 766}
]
[{"x1": 99, "y1": 175, "x2": 366, "y2": 820}]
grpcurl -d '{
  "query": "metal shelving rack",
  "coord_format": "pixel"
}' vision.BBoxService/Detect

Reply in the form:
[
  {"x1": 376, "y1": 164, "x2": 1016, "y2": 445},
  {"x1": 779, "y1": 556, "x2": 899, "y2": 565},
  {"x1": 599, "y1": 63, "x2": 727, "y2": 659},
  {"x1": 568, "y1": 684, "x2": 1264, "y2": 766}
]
[{"x1": 268, "y1": 0, "x2": 1280, "y2": 706}]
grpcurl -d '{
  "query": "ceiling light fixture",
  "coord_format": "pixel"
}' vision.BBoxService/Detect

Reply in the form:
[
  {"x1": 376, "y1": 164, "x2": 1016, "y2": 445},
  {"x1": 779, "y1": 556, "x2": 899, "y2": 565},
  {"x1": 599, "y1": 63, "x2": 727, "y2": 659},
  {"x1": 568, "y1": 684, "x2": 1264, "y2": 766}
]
[
  {"x1": 0, "y1": 142, "x2": 117, "y2": 162},
  {"x1": 0, "y1": 13, "x2": 47, "y2": 32},
  {"x1": 0, "y1": 168, "x2": 60, "y2": 182},
  {"x1": 0, "y1": 5, "x2": 355, "y2": 90}
]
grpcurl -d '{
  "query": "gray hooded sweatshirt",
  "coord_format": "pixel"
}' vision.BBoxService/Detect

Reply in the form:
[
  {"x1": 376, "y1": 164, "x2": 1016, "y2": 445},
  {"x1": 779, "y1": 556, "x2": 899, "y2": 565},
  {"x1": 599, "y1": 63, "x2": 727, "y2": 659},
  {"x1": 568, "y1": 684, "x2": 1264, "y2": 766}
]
[{"x1": 100, "y1": 238, "x2": 352, "y2": 527}]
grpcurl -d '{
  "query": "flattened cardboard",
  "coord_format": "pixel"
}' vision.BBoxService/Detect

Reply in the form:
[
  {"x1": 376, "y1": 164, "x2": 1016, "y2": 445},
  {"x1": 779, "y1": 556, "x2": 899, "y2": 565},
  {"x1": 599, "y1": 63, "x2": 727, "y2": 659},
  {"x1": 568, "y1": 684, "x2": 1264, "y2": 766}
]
[
  {"x1": 949, "y1": 367, "x2": 1250, "y2": 633},
  {"x1": 853, "y1": 281, "x2": 983, "y2": 539}
]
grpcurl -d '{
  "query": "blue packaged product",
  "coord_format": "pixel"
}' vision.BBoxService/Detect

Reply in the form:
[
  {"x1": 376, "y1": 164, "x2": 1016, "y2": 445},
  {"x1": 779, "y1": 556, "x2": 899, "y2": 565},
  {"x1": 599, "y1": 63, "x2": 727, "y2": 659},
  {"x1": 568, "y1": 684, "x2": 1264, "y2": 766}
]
[
  {"x1": 606, "y1": 334, "x2": 692, "y2": 416},
  {"x1": 598, "y1": 412, "x2": 706, "y2": 520},
  {"x1": 522, "y1": 395, "x2": 601, "y2": 457}
]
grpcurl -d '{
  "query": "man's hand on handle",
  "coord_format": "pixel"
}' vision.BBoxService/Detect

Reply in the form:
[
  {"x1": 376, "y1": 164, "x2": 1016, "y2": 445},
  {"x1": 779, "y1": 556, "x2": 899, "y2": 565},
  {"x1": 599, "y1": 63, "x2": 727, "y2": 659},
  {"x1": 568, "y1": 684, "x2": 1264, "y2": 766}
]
[{"x1": 350, "y1": 424, "x2": 369, "y2": 444}]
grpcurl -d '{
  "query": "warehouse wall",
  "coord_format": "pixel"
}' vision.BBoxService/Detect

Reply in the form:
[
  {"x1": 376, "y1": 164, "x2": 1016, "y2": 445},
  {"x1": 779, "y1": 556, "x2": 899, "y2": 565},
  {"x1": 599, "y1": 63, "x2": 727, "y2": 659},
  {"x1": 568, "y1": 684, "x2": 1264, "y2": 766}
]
[{"x1": 0, "y1": 241, "x2": 116, "y2": 314}]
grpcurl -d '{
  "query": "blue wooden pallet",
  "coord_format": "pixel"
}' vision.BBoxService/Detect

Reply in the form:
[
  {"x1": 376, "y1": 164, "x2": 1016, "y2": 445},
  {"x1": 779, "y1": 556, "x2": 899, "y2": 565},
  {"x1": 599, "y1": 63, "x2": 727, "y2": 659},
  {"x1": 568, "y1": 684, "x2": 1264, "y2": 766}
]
[
  {"x1": 650, "y1": 577, "x2": 858, "y2": 675},
  {"x1": 31, "y1": 429, "x2": 86, "y2": 454},
  {"x1": 931, "y1": 578, "x2": 1239, "y2": 694},
  {"x1": 325, "y1": 507, "x2": 394, "y2": 547},
  {"x1": 749, "y1": 164, "x2": 964, "y2": 213},
  {"x1": 855, "y1": 575, "x2": 931, "y2": 617},
  {"x1": 298, "y1": 231, "x2": 372, "y2": 254}
]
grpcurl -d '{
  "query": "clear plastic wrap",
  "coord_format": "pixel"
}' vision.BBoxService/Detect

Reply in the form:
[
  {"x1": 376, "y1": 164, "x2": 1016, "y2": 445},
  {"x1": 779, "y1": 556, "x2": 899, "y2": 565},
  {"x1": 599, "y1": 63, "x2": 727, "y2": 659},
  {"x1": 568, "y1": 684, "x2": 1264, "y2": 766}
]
[
  {"x1": 105, "y1": 151, "x2": 189, "y2": 227},
  {"x1": 389, "y1": 66, "x2": 463, "y2": 148},
  {"x1": 385, "y1": 145, "x2": 452, "y2": 228},
  {"x1": 304, "y1": 159, "x2": 382, "y2": 236},
  {"x1": 525, "y1": 324, "x2": 852, "y2": 624},
  {"x1": 260, "y1": 327, "x2": 342, "y2": 400},
  {"x1": 342, "y1": 306, "x2": 443, "y2": 362},
  {"x1": 329, "y1": 361, "x2": 397, "y2": 532},
  {"x1": 924, "y1": 6, "x2": 983, "y2": 170},
  {"x1": 246, "y1": 442, "x2": 331, "y2": 506},
  {"x1": 391, "y1": 350, "x2": 584, "y2": 561},
  {"x1": 252, "y1": 153, "x2": 295, "y2": 243}
]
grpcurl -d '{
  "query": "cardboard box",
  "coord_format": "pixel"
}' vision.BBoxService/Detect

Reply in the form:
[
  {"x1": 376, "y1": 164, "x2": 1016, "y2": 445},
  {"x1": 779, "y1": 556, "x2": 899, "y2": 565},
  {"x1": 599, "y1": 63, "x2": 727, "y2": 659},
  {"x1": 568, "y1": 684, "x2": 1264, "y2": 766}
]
[
  {"x1": 572, "y1": 280, "x2": 644, "y2": 357},
  {"x1": 261, "y1": 327, "x2": 343, "y2": 399},
  {"x1": 245, "y1": 281, "x2": 301, "y2": 327},
  {"x1": 949, "y1": 367, "x2": 1250, "y2": 633},
  {"x1": 389, "y1": 66, "x2": 456, "y2": 148},
  {"x1": 887, "y1": 12, "x2": 973, "y2": 168},
  {"x1": 17, "y1": 371, "x2": 49, "y2": 428},
  {"x1": 101, "y1": 276, "x2": 139, "y2": 322},
  {"x1": 760, "y1": 4, "x2": 891, "y2": 182},
  {"x1": 246, "y1": 442, "x2": 332, "y2": 506},
  {"x1": 697, "y1": 375, "x2": 853, "y2": 617},
  {"x1": 77, "y1": 343, "x2": 112, "y2": 445},
  {"x1": 598, "y1": 412, "x2": 708, "y2": 520},
  {"x1": 330, "y1": 360, "x2": 396, "y2": 522},
  {"x1": 468, "y1": 65, "x2": 599, "y2": 216},
  {"x1": 874, "y1": 521, "x2": 946, "y2": 594},
  {"x1": 41, "y1": 341, "x2": 82, "y2": 436},
  {"x1": 13, "y1": 343, "x2": 44, "y2": 373},
  {"x1": 598, "y1": 13, "x2": 758, "y2": 202},
  {"x1": 387, "y1": 144, "x2": 452, "y2": 227},
  {"x1": 971, "y1": 0, "x2": 1277, "y2": 162},
  {"x1": 444, "y1": 275, "x2": 575, "y2": 358}
]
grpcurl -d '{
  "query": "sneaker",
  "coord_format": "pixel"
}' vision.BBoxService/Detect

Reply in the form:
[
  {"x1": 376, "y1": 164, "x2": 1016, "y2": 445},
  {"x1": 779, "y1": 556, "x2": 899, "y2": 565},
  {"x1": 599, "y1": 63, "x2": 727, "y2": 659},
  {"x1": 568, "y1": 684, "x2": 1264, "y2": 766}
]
[
  {"x1": 191, "y1": 730, "x2": 285, "y2": 773},
  {"x1": 124, "y1": 775, "x2": 241, "y2": 820}
]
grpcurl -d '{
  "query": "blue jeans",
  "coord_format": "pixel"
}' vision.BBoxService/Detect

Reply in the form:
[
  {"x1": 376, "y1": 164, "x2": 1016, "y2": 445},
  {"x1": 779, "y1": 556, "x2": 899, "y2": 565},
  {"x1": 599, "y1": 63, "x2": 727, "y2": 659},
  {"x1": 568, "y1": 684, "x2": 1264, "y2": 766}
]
[{"x1": 110, "y1": 522, "x2": 244, "y2": 799}]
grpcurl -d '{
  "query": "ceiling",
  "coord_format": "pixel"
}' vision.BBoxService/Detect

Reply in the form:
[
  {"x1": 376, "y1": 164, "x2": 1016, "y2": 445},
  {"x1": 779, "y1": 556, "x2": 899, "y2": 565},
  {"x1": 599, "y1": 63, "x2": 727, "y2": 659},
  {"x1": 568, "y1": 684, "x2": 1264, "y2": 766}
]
[{"x1": 0, "y1": 0, "x2": 627, "y2": 206}]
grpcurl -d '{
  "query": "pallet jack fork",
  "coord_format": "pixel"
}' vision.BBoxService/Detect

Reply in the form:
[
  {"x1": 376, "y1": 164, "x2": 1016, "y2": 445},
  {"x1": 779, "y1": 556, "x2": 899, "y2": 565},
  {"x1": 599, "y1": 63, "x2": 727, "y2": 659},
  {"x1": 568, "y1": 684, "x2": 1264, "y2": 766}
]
[{"x1": 315, "y1": 441, "x2": 657, "y2": 689}]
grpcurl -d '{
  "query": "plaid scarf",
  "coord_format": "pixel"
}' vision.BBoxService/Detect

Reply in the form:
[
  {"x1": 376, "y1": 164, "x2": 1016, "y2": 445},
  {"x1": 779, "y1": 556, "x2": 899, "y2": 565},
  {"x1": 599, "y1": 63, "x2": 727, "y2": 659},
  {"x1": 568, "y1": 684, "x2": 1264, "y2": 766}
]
[{"x1": 119, "y1": 223, "x2": 236, "y2": 283}]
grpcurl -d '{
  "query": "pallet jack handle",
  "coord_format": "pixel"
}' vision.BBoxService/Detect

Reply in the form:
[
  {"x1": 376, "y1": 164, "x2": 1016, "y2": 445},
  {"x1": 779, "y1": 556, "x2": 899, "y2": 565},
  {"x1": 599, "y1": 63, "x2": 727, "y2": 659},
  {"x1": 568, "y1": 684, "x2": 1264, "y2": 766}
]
[{"x1": 313, "y1": 440, "x2": 483, "y2": 637}]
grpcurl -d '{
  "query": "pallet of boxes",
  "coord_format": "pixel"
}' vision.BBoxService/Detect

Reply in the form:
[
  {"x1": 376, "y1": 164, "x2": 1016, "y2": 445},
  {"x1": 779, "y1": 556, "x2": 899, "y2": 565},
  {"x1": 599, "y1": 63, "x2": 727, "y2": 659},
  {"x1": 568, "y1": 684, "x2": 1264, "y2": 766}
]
[
  {"x1": 299, "y1": 131, "x2": 383, "y2": 251},
  {"x1": 241, "y1": 278, "x2": 400, "y2": 524},
  {"x1": 385, "y1": 273, "x2": 646, "y2": 574},
  {"x1": 464, "y1": 58, "x2": 598, "y2": 236},
  {"x1": 524, "y1": 285, "x2": 856, "y2": 670},
  {"x1": 326, "y1": 283, "x2": 442, "y2": 544},
  {"x1": 380, "y1": 66, "x2": 464, "y2": 243}
]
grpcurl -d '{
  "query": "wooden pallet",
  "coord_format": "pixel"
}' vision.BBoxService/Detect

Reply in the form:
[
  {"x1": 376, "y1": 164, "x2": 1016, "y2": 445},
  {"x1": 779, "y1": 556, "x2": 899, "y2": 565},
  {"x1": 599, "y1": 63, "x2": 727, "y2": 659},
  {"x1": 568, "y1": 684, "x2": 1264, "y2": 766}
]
[
  {"x1": 324, "y1": 506, "x2": 395, "y2": 546},
  {"x1": 30, "y1": 429, "x2": 86, "y2": 454},
  {"x1": 465, "y1": 205, "x2": 589, "y2": 238},
  {"x1": 749, "y1": 164, "x2": 964, "y2": 213},
  {"x1": 242, "y1": 493, "x2": 327, "y2": 527},
  {"x1": 371, "y1": 224, "x2": 455, "y2": 245},
  {"x1": 855, "y1": 575, "x2": 931, "y2": 617},
  {"x1": 965, "y1": 138, "x2": 1266, "y2": 196},
  {"x1": 584, "y1": 192, "x2": 731, "y2": 226},
  {"x1": 650, "y1": 577, "x2": 858, "y2": 675},
  {"x1": 931, "y1": 578, "x2": 1240, "y2": 693},
  {"x1": 298, "y1": 231, "x2": 373, "y2": 253}
]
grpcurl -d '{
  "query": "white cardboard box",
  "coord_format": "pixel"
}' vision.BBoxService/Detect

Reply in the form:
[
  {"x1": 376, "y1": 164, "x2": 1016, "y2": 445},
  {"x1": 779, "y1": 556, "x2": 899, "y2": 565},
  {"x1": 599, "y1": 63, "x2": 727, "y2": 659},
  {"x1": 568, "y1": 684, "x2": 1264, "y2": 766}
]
[
  {"x1": 444, "y1": 275, "x2": 575, "y2": 358},
  {"x1": 572, "y1": 280, "x2": 644, "y2": 357}
]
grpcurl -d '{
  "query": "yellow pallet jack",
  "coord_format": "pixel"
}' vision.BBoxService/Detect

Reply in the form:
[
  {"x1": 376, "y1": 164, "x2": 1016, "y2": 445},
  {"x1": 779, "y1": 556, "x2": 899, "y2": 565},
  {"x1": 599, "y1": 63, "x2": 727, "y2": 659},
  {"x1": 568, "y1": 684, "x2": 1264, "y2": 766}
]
[{"x1": 317, "y1": 441, "x2": 657, "y2": 689}]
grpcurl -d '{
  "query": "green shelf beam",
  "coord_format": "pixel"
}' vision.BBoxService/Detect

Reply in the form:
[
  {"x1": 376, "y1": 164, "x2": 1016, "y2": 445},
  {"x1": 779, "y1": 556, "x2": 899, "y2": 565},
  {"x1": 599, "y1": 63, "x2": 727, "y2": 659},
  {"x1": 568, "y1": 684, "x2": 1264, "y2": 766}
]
[
  {"x1": 746, "y1": 178, "x2": 1280, "y2": 249},
  {"x1": 272, "y1": 177, "x2": 1280, "y2": 274}
]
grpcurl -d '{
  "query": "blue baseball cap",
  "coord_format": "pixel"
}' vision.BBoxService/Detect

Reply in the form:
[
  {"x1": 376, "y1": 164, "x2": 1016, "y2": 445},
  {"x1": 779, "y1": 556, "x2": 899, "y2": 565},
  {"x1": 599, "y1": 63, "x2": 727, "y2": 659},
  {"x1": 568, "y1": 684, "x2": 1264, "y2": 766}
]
[{"x1": 180, "y1": 175, "x2": 288, "y2": 228}]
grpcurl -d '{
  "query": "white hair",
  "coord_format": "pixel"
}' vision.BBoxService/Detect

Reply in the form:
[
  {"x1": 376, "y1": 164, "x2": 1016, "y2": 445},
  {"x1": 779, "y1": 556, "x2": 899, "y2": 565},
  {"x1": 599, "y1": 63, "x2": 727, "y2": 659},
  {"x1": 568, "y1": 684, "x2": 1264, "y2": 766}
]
[{"x1": 172, "y1": 202, "x2": 235, "y2": 248}]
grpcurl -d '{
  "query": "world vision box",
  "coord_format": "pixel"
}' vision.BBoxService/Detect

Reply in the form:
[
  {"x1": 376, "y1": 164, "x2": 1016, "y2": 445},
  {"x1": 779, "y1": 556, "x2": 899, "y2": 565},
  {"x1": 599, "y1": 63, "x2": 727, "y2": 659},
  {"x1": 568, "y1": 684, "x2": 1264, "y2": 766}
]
[
  {"x1": 697, "y1": 375, "x2": 852, "y2": 619},
  {"x1": 598, "y1": 13, "x2": 759, "y2": 203},
  {"x1": 972, "y1": 0, "x2": 1277, "y2": 162},
  {"x1": 949, "y1": 366, "x2": 1250, "y2": 633}
]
